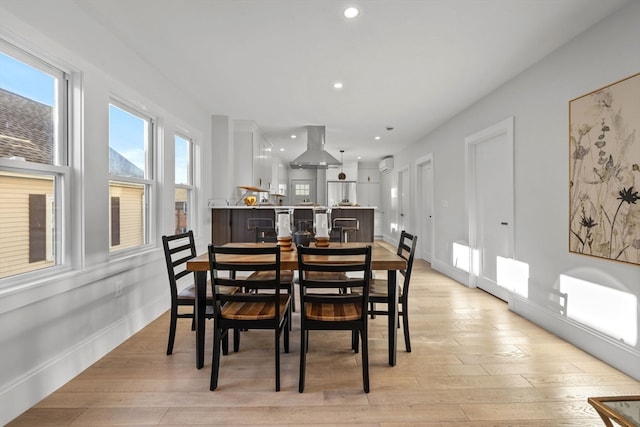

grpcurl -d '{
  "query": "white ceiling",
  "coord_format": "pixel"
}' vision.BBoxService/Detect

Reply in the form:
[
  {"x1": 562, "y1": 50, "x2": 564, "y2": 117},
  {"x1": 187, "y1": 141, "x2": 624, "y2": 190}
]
[{"x1": 75, "y1": 0, "x2": 628, "y2": 164}]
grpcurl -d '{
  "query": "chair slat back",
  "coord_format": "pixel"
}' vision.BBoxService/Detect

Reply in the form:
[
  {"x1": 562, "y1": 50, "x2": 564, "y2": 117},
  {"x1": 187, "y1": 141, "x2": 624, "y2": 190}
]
[
  {"x1": 208, "y1": 245, "x2": 282, "y2": 317},
  {"x1": 297, "y1": 245, "x2": 372, "y2": 315},
  {"x1": 162, "y1": 231, "x2": 197, "y2": 298},
  {"x1": 397, "y1": 231, "x2": 418, "y2": 290}
]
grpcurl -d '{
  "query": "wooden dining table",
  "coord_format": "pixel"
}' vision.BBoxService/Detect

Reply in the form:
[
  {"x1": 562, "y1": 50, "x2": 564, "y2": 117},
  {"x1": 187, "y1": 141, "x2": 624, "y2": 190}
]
[{"x1": 186, "y1": 241, "x2": 407, "y2": 369}]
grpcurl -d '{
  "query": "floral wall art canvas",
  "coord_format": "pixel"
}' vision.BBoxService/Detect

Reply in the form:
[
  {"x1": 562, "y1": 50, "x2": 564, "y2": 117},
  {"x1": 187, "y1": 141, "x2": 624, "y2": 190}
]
[{"x1": 569, "y1": 72, "x2": 640, "y2": 265}]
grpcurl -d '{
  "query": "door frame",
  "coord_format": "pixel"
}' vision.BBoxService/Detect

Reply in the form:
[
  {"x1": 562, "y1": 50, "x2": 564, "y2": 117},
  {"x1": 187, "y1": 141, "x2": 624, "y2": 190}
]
[
  {"x1": 414, "y1": 153, "x2": 434, "y2": 263},
  {"x1": 396, "y1": 165, "x2": 411, "y2": 240},
  {"x1": 465, "y1": 117, "x2": 515, "y2": 302}
]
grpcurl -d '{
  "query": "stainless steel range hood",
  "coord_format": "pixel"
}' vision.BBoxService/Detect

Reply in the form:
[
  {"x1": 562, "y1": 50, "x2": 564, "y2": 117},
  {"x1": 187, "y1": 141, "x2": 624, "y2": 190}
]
[{"x1": 289, "y1": 126, "x2": 342, "y2": 169}]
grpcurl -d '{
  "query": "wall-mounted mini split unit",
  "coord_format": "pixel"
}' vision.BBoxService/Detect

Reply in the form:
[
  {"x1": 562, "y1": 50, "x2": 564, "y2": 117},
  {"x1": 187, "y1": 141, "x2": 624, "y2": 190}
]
[{"x1": 379, "y1": 156, "x2": 394, "y2": 173}]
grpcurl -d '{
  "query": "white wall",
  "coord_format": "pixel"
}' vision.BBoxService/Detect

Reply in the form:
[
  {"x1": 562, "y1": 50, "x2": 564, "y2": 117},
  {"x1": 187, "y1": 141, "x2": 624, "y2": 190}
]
[
  {"x1": 384, "y1": 1, "x2": 640, "y2": 380},
  {"x1": 0, "y1": 1, "x2": 212, "y2": 424}
]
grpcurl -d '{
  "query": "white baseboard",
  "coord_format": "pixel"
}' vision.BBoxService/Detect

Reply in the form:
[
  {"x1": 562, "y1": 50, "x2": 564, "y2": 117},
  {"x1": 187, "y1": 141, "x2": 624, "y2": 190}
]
[
  {"x1": 511, "y1": 294, "x2": 640, "y2": 381},
  {"x1": 0, "y1": 297, "x2": 167, "y2": 426},
  {"x1": 431, "y1": 257, "x2": 471, "y2": 286}
]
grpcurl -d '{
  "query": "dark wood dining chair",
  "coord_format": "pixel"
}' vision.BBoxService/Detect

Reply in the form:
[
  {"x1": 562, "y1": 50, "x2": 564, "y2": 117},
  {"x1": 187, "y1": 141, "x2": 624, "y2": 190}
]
[
  {"x1": 208, "y1": 244, "x2": 291, "y2": 391},
  {"x1": 369, "y1": 230, "x2": 417, "y2": 352},
  {"x1": 253, "y1": 226, "x2": 296, "y2": 312},
  {"x1": 296, "y1": 245, "x2": 372, "y2": 393},
  {"x1": 162, "y1": 231, "x2": 213, "y2": 355}
]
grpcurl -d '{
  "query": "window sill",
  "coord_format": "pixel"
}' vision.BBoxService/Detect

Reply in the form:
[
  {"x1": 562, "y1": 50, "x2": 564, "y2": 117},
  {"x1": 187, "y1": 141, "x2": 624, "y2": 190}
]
[{"x1": 0, "y1": 247, "x2": 162, "y2": 315}]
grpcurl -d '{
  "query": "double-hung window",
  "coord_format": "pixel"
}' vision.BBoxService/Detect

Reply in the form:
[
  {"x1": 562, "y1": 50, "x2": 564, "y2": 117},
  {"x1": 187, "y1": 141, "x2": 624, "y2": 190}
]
[
  {"x1": 0, "y1": 41, "x2": 70, "y2": 280},
  {"x1": 174, "y1": 133, "x2": 194, "y2": 234},
  {"x1": 108, "y1": 101, "x2": 155, "y2": 252}
]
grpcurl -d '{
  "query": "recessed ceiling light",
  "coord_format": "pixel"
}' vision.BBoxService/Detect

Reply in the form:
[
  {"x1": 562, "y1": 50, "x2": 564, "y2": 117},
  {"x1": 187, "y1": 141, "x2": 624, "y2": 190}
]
[
  {"x1": 333, "y1": 82, "x2": 344, "y2": 89},
  {"x1": 280, "y1": 148, "x2": 285, "y2": 152},
  {"x1": 291, "y1": 134, "x2": 296, "y2": 139},
  {"x1": 344, "y1": 7, "x2": 359, "y2": 19},
  {"x1": 374, "y1": 136, "x2": 381, "y2": 140}
]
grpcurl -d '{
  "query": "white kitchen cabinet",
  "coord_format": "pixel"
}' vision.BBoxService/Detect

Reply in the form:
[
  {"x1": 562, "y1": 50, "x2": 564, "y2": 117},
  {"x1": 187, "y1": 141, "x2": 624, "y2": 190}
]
[{"x1": 233, "y1": 120, "x2": 274, "y2": 201}]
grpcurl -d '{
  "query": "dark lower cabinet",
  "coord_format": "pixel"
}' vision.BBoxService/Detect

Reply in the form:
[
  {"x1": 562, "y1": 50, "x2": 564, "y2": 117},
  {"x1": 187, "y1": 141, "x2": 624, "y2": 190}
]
[
  {"x1": 331, "y1": 208, "x2": 374, "y2": 242},
  {"x1": 211, "y1": 207, "x2": 374, "y2": 245}
]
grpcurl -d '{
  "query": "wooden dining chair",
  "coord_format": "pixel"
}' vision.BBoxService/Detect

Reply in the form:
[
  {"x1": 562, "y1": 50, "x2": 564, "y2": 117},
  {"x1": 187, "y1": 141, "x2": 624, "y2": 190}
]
[
  {"x1": 297, "y1": 245, "x2": 372, "y2": 393},
  {"x1": 162, "y1": 231, "x2": 237, "y2": 356},
  {"x1": 253, "y1": 226, "x2": 296, "y2": 312},
  {"x1": 208, "y1": 244, "x2": 291, "y2": 391},
  {"x1": 369, "y1": 230, "x2": 417, "y2": 352},
  {"x1": 163, "y1": 231, "x2": 229, "y2": 356}
]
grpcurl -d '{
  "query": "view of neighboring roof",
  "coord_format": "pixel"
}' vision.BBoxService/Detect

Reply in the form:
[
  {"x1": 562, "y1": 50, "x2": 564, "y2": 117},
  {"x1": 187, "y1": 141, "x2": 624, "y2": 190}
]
[
  {"x1": 0, "y1": 88, "x2": 52, "y2": 164},
  {"x1": 108, "y1": 147, "x2": 143, "y2": 178},
  {"x1": 1, "y1": 88, "x2": 143, "y2": 177}
]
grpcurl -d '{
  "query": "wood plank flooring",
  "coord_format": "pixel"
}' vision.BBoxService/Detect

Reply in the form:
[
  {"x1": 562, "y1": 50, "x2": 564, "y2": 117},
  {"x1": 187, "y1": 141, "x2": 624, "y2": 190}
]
[{"x1": 8, "y1": 252, "x2": 640, "y2": 426}]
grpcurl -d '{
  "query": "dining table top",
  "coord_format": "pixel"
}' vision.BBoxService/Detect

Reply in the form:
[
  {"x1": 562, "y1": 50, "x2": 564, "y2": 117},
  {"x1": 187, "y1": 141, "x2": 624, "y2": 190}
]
[{"x1": 187, "y1": 241, "x2": 406, "y2": 271}]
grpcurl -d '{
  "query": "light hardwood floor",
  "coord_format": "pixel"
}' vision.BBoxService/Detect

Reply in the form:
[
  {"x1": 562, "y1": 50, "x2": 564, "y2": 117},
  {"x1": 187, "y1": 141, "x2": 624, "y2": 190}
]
[{"x1": 8, "y1": 254, "x2": 640, "y2": 426}]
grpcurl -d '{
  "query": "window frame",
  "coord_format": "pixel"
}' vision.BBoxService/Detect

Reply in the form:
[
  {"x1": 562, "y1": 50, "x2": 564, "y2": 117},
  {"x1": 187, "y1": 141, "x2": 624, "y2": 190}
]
[
  {"x1": 107, "y1": 98, "x2": 157, "y2": 254},
  {"x1": 174, "y1": 132, "x2": 194, "y2": 234},
  {"x1": 0, "y1": 38, "x2": 72, "y2": 284}
]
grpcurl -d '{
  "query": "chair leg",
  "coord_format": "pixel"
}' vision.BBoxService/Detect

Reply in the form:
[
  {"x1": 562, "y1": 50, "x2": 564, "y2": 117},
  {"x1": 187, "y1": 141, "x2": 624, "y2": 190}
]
[
  {"x1": 289, "y1": 295, "x2": 294, "y2": 331},
  {"x1": 210, "y1": 326, "x2": 222, "y2": 391},
  {"x1": 284, "y1": 317, "x2": 290, "y2": 353},
  {"x1": 233, "y1": 328, "x2": 241, "y2": 352},
  {"x1": 361, "y1": 328, "x2": 370, "y2": 393},
  {"x1": 352, "y1": 330, "x2": 359, "y2": 353},
  {"x1": 401, "y1": 301, "x2": 411, "y2": 353},
  {"x1": 299, "y1": 326, "x2": 306, "y2": 392},
  {"x1": 370, "y1": 302, "x2": 376, "y2": 319},
  {"x1": 222, "y1": 328, "x2": 229, "y2": 356},
  {"x1": 290, "y1": 283, "x2": 296, "y2": 312},
  {"x1": 275, "y1": 329, "x2": 281, "y2": 392},
  {"x1": 166, "y1": 307, "x2": 178, "y2": 355}
]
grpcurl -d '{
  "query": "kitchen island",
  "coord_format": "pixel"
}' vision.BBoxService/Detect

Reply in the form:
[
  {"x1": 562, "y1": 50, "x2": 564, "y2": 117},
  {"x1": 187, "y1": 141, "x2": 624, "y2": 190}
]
[{"x1": 211, "y1": 206, "x2": 375, "y2": 245}]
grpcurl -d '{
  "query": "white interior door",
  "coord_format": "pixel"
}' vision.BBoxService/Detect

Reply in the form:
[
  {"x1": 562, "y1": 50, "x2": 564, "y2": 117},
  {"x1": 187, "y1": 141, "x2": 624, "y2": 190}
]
[
  {"x1": 416, "y1": 155, "x2": 434, "y2": 263},
  {"x1": 466, "y1": 117, "x2": 514, "y2": 302}
]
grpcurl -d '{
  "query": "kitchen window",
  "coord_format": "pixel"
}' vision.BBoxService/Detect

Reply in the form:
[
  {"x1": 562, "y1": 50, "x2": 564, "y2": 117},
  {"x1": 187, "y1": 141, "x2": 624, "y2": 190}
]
[
  {"x1": 174, "y1": 133, "x2": 193, "y2": 234},
  {"x1": 108, "y1": 101, "x2": 155, "y2": 252},
  {"x1": 0, "y1": 41, "x2": 70, "y2": 280}
]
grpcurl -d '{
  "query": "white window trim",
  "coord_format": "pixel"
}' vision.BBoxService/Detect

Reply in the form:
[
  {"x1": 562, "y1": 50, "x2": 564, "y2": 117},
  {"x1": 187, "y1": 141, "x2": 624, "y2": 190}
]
[
  {"x1": 0, "y1": 38, "x2": 74, "y2": 286},
  {"x1": 108, "y1": 98, "x2": 157, "y2": 255},
  {"x1": 175, "y1": 132, "x2": 195, "y2": 233}
]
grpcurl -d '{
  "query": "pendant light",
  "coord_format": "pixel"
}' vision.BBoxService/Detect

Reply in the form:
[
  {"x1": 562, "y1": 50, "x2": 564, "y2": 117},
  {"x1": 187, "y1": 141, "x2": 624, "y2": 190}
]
[{"x1": 338, "y1": 150, "x2": 346, "y2": 180}]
